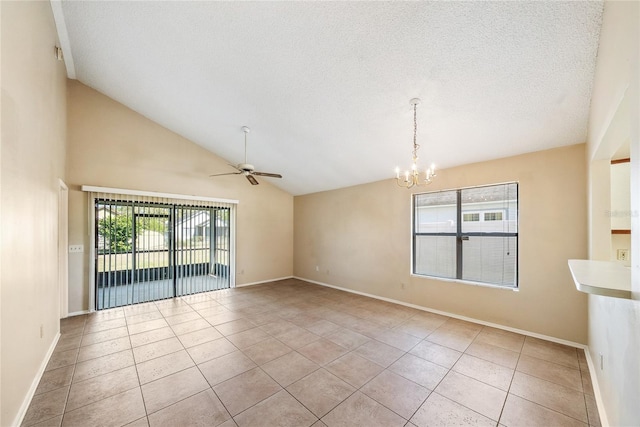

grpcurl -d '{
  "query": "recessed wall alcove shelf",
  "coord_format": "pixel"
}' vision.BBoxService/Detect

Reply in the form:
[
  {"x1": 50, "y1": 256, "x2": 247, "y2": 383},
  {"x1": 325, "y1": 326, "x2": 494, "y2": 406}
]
[{"x1": 568, "y1": 259, "x2": 632, "y2": 299}]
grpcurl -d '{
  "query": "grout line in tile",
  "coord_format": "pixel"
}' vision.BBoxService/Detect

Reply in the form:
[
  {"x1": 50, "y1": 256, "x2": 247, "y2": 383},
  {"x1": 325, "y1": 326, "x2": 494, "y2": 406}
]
[
  {"x1": 142, "y1": 384, "x2": 212, "y2": 419},
  {"x1": 508, "y1": 391, "x2": 591, "y2": 425},
  {"x1": 31, "y1": 282, "x2": 601, "y2": 427},
  {"x1": 495, "y1": 343, "x2": 522, "y2": 425}
]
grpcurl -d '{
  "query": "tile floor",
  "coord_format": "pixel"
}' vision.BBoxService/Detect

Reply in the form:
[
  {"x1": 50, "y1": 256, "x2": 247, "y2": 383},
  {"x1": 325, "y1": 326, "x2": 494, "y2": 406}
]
[{"x1": 22, "y1": 278, "x2": 601, "y2": 427}]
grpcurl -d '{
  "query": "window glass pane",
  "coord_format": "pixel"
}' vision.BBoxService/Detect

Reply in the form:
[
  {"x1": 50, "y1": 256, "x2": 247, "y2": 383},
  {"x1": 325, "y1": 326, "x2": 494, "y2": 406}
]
[
  {"x1": 414, "y1": 191, "x2": 457, "y2": 233},
  {"x1": 463, "y1": 213, "x2": 479, "y2": 222},
  {"x1": 414, "y1": 236, "x2": 456, "y2": 278},
  {"x1": 461, "y1": 183, "x2": 517, "y2": 233},
  {"x1": 462, "y1": 236, "x2": 517, "y2": 286},
  {"x1": 484, "y1": 212, "x2": 502, "y2": 221}
]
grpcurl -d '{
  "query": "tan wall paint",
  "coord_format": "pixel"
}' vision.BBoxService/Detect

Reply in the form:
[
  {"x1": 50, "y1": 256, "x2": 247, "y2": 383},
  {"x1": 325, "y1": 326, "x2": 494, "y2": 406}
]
[
  {"x1": 295, "y1": 144, "x2": 588, "y2": 343},
  {"x1": 66, "y1": 81, "x2": 293, "y2": 313},
  {"x1": 1, "y1": 1, "x2": 68, "y2": 424},
  {"x1": 589, "y1": 158, "x2": 612, "y2": 261},
  {"x1": 586, "y1": 2, "x2": 640, "y2": 426},
  {"x1": 588, "y1": 1, "x2": 635, "y2": 162}
]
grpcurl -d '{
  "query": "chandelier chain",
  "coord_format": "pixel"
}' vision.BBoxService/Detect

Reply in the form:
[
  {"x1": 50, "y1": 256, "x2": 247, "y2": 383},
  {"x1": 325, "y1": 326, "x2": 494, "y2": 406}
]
[
  {"x1": 412, "y1": 102, "x2": 420, "y2": 161},
  {"x1": 394, "y1": 97, "x2": 436, "y2": 189}
]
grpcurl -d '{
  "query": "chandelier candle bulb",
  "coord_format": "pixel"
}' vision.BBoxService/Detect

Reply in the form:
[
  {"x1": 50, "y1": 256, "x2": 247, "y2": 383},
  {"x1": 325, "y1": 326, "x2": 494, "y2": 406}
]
[{"x1": 426, "y1": 164, "x2": 436, "y2": 180}]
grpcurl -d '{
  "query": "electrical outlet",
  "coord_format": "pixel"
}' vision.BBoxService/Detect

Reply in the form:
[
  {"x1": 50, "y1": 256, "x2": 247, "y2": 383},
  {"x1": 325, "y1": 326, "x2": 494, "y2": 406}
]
[
  {"x1": 600, "y1": 353, "x2": 604, "y2": 370},
  {"x1": 617, "y1": 249, "x2": 629, "y2": 261},
  {"x1": 315, "y1": 266, "x2": 319, "y2": 272},
  {"x1": 401, "y1": 283, "x2": 405, "y2": 289},
  {"x1": 69, "y1": 245, "x2": 84, "y2": 253},
  {"x1": 40, "y1": 325, "x2": 43, "y2": 338}
]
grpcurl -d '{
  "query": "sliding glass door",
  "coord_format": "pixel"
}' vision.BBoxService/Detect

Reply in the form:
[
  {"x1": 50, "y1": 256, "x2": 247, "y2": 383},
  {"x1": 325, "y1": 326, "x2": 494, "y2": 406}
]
[
  {"x1": 174, "y1": 206, "x2": 231, "y2": 296},
  {"x1": 132, "y1": 204, "x2": 172, "y2": 305},
  {"x1": 95, "y1": 200, "x2": 231, "y2": 310}
]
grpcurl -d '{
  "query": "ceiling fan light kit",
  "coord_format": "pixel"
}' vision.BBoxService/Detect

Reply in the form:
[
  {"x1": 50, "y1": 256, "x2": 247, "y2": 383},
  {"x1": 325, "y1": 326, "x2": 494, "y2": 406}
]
[
  {"x1": 395, "y1": 98, "x2": 436, "y2": 189},
  {"x1": 210, "y1": 126, "x2": 283, "y2": 186}
]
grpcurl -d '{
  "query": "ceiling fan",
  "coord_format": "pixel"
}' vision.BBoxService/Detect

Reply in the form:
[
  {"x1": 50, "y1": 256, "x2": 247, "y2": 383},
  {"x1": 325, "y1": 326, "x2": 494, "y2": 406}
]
[{"x1": 210, "y1": 126, "x2": 282, "y2": 185}]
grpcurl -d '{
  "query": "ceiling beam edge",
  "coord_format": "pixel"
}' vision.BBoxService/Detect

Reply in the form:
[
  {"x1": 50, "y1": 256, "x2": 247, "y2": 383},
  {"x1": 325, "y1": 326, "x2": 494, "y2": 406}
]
[{"x1": 50, "y1": 0, "x2": 76, "y2": 79}]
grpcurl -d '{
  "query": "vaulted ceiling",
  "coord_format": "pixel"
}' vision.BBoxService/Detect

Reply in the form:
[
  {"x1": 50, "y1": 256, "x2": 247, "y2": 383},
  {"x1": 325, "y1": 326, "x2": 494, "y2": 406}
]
[{"x1": 53, "y1": 1, "x2": 603, "y2": 195}]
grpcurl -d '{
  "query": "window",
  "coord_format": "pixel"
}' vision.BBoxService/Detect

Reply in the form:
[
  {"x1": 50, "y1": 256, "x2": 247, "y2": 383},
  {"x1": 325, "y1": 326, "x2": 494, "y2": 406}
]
[
  {"x1": 484, "y1": 211, "x2": 503, "y2": 221},
  {"x1": 463, "y1": 213, "x2": 480, "y2": 222},
  {"x1": 413, "y1": 182, "x2": 518, "y2": 287},
  {"x1": 463, "y1": 211, "x2": 504, "y2": 222}
]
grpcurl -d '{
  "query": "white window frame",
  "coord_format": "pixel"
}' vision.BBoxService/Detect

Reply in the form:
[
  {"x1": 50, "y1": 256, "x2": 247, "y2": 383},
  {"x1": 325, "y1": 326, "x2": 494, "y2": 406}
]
[{"x1": 412, "y1": 182, "x2": 519, "y2": 289}]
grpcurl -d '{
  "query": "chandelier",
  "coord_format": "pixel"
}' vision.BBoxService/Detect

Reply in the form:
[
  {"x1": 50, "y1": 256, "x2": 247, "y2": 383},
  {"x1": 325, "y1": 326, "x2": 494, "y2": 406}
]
[{"x1": 395, "y1": 98, "x2": 436, "y2": 188}]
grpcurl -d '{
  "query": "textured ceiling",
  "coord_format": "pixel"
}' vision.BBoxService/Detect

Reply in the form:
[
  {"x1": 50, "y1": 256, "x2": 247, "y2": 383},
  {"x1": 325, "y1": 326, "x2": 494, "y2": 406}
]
[{"x1": 56, "y1": 1, "x2": 603, "y2": 195}]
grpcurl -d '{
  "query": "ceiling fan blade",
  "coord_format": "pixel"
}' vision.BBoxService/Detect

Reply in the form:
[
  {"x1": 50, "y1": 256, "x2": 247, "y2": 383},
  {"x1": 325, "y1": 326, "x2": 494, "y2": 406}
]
[
  {"x1": 252, "y1": 171, "x2": 282, "y2": 178},
  {"x1": 246, "y1": 174, "x2": 259, "y2": 185},
  {"x1": 209, "y1": 172, "x2": 242, "y2": 177}
]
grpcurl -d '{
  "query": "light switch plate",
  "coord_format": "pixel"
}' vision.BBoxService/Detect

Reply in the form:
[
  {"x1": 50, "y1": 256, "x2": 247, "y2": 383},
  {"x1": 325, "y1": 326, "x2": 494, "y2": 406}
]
[{"x1": 69, "y1": 245, "x2": 84, "y2": 253}]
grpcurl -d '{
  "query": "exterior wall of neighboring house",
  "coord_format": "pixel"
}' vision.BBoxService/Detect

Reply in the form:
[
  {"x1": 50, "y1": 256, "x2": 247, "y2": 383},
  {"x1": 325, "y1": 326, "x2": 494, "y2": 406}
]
[{"x1": 175, "y1": 210, "x2": 210, "y2": 244}]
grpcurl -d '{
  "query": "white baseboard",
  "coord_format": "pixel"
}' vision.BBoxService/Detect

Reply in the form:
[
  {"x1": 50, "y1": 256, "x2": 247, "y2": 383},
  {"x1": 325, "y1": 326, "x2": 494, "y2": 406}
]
[
  {"x1": 67, "y1": 310, "x2": 90, "y2": 317},
  {"x1": 294, "y1": 276, "x2": 587, "y2": 349},
  {"x1": 13, "y1": 332, "x2": 61, "y2": 427},
  {"x1": 297, "y1": 276, "x2": 612, "y2": 424},
  {"x1": 583, "y1": 347, "x2": 610, "y2": 427},
  {"x1": 236, "y1": 276, "x2": 294, "y2": 288}
]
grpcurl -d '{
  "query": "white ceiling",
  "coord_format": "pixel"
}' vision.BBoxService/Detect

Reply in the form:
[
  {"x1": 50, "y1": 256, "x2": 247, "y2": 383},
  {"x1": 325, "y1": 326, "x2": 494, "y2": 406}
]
[{"x1": 55, "y1": 1, "x2": 603, "y2": 196}]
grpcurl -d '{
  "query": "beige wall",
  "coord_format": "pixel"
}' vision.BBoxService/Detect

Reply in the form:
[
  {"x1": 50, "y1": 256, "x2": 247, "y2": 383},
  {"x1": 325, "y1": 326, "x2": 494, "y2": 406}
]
[
  {"x1": 585, "y1": 2, "x2": 640, "y2": 426},
  {"x1": 610, "y1": 159, "x2": 632, "y2": 266},
  {"x1": 295, "y1": 144, "x2": 589, "y2": 343},
  {"x1": 589, "y1": 158, "x2": 612, "y2": 261},
  {"x1": 1, "y1": 1, "x2": 68, "y2": 425},
  {"x1": 66, "y1": 81, "x2": 293, "y2": 313}
]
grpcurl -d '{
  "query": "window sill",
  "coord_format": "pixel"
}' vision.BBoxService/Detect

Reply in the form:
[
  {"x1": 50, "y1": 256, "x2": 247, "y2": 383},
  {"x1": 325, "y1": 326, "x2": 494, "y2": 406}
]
[
  {"x1": 567, "y1": 259, "x2": 632, "y2": 299},
  {"x1": 411, "y1": 274, "x2": 519, "y2": 291}
]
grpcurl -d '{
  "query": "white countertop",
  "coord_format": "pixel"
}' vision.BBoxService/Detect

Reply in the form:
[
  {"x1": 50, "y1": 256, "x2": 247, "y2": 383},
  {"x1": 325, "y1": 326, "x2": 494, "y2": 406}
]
[{"x1": 568, "y1": 259, "x2": 632, "y2": 299}]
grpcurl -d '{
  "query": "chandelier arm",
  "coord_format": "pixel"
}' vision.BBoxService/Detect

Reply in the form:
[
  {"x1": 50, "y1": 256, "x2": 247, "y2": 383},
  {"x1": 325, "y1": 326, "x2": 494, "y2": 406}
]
[{"x1": 395, "y1": 178, "x2": 415, "y2": 189}]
